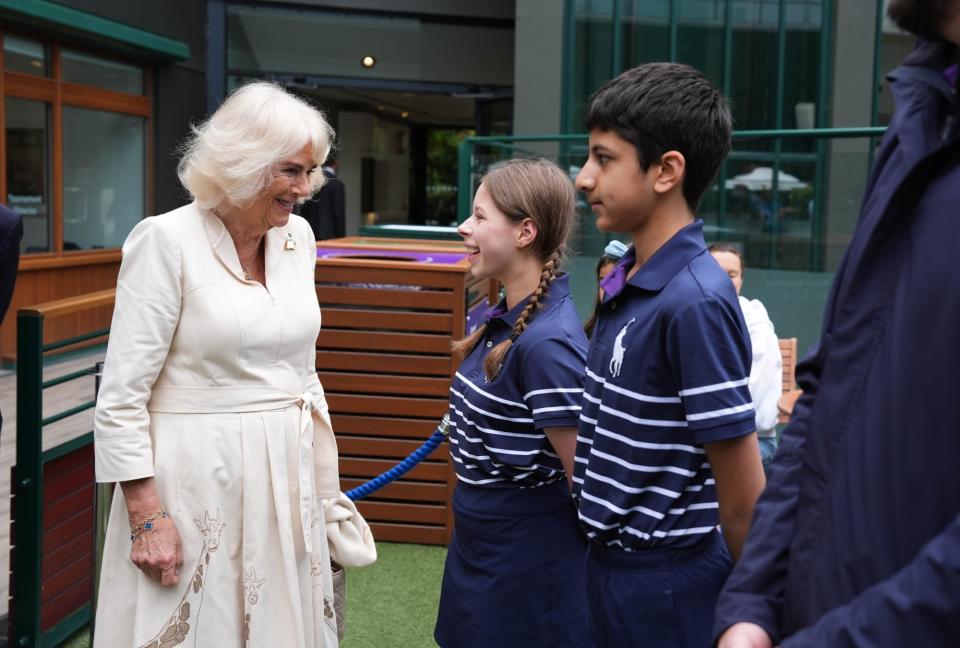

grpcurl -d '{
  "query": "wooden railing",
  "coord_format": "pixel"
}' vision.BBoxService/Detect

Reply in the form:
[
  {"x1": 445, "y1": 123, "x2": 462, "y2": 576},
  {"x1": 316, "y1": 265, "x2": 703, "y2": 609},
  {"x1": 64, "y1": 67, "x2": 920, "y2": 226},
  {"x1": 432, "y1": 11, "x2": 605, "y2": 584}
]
[{"x1": 11, "y1": 288, "x2": 115, "y2": 648}]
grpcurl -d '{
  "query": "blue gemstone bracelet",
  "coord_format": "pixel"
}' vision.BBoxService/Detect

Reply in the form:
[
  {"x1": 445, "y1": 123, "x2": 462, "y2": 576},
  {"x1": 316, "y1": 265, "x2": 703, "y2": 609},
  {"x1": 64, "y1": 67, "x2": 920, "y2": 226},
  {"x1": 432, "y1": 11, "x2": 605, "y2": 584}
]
[{"x1": 129, "y1": 506, "x2": 168, "y2": 542}]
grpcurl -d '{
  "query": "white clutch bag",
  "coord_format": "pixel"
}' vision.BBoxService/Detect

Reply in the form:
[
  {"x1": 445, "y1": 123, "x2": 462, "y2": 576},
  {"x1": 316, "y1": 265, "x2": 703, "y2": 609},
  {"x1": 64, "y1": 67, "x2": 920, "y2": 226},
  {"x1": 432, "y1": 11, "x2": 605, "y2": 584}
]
[{"x1": 323, "y1": 492, "x2": 377, "y2": 567}]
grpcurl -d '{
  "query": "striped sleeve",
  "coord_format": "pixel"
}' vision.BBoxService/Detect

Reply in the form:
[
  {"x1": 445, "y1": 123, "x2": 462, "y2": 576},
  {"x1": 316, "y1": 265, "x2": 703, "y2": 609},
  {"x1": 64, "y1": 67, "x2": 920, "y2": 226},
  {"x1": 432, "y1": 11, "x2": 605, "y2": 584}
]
[
  {"x1": 667, "y1": 295, "x2": 755, "y2": 444},
  {"x1": 520, "y1": 335, "x2": 587, "y2": 429}
]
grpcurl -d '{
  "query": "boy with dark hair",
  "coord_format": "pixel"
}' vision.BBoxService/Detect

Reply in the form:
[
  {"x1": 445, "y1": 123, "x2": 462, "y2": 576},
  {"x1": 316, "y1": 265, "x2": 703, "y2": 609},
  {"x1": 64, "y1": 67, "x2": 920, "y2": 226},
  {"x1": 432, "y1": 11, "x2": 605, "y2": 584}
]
[{"x1": 573, "y1": 62, "x2": 766, "y2": 646}]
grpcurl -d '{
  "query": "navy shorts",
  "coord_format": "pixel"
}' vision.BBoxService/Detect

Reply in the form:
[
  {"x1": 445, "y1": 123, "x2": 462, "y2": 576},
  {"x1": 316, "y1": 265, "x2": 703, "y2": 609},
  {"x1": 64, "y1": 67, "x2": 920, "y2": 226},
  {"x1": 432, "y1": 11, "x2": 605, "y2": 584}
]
[
  {"x1": 587, "y1": 530, "x2": 732, "y2": 647},
  {"x1": 435, "y1": 480, "x2": 589, "y2": 648}
]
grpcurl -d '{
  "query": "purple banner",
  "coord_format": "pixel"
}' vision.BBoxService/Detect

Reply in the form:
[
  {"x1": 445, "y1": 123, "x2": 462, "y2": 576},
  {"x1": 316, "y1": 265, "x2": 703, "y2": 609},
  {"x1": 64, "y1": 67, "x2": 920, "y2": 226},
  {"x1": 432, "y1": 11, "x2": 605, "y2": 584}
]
[{"x1": 316, "y1": 247, "x2": 467, "y2": 265}]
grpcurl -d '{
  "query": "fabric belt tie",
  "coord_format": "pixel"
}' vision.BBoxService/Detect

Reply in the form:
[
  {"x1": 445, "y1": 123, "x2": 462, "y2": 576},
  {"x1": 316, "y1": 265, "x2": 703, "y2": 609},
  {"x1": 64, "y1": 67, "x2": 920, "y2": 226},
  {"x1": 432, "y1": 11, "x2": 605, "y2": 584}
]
[
  {"x1": 147, "y1": 385, "x2": 331, "y2": 553},
  {"x1": 296, "y1": 391, "x2": 321, "y2": 553}
]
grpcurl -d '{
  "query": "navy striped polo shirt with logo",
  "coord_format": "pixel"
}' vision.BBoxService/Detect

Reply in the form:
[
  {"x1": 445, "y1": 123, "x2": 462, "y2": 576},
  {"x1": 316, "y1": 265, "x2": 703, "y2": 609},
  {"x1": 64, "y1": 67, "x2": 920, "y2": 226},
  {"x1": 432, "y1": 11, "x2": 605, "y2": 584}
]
[
  {"x1": 448, "y1": 273, "x2": 588, "y2": 488},
  {"x1": 573, "y1": 221, "x2": 755, "y2": 550}
]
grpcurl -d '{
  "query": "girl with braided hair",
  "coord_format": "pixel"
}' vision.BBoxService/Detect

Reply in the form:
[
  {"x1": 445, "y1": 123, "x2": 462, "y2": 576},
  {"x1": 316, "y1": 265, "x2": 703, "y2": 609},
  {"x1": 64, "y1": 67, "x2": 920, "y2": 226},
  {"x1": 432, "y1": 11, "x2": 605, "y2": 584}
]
[{"x1": 434, "y1": 158, "x2": 589, "y2": 647}]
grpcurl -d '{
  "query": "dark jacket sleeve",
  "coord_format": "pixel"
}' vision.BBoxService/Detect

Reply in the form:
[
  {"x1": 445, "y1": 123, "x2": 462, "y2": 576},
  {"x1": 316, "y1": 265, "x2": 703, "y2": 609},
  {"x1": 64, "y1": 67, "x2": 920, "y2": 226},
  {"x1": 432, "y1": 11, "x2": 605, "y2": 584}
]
[
  {"x1": 0, "y1": 208, "x2": 23, "y2": 326},
  {"x1": 711, "y1": 339, "x2": 825, "y2": 645},
  {"x1": 777, "y1": 513, "x2": 960, "y2": 646},
  {"x1": 713, "y1": 203, "x2": 868, "y2": 645}
]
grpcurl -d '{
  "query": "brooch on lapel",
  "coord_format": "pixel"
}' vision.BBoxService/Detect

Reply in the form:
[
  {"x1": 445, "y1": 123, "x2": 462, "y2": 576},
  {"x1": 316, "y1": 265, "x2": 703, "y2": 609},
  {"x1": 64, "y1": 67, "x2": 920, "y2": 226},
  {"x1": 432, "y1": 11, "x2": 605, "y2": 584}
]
[{"x1": 284, "y1": 233, "x2": 296, "y2": 251}]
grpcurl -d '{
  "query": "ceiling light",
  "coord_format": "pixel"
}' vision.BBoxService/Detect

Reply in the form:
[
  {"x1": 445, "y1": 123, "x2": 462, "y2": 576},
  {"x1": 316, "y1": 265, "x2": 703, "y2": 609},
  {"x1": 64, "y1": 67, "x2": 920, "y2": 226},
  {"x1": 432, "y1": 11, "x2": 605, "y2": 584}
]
[
  {"x1": 401, "y1": 111, "x2": 409, "y2": 118},
  {"x1": 361, "y1": 55, "x2": 376, "y2": 68}
]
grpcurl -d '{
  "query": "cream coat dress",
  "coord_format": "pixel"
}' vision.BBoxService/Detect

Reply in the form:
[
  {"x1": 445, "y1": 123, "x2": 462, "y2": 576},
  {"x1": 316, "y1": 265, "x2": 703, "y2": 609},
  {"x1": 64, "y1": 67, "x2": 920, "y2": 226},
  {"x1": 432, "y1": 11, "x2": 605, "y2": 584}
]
[{"x1": 93, "y1": 203, "x2": 341, "y2": 648}]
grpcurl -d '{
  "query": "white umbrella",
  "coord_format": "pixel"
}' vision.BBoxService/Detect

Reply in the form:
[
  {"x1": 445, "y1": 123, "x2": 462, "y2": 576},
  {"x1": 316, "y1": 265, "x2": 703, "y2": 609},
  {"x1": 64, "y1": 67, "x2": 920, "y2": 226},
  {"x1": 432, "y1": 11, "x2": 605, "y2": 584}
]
[{"x1": 724, "y1": 167, "x2": 808, "y2": 191}]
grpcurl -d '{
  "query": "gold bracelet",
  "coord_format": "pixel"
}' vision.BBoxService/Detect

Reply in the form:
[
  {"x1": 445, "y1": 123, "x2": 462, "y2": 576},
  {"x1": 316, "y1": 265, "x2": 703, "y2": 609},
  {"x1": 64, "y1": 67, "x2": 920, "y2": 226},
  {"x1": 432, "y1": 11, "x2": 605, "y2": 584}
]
[{"x1": 129, "y1": 506, "x2": 168, "y2": 542}]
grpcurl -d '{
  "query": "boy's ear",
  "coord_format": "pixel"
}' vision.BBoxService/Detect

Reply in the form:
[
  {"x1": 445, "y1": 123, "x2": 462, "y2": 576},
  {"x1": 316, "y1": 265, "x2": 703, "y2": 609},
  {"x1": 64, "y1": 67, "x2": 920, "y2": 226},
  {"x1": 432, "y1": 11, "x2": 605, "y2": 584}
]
[
  {"x1": 653, "y1": 150, "x2": 686, "y2": 196},
  {"x1": 517, "y1": 217, "x2": 539, "y2": 249}
]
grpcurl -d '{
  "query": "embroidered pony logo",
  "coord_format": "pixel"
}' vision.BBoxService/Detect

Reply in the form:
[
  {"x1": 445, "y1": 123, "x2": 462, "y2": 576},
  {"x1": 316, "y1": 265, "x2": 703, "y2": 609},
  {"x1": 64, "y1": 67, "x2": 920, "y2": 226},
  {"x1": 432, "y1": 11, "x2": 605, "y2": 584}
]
[{"x1": 609, "y1": 318, "x2": 636, "y2": 378}]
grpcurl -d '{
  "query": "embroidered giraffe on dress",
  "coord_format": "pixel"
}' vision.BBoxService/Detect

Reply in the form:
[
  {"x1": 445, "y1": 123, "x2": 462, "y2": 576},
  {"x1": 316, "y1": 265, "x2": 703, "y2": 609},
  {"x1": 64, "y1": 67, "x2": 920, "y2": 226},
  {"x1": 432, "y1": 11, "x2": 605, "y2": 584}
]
[
  {"x1": 138, "y1": 510, "x2": 226, "y2": 648},
  {"x1": 609, "y1": 318, "x2": 636, "y2": 378},
  {"x1": 243, "y1": 567, "x2": 266, "y2": 606},
  {"x1": 242, "y1": 567, "x2": 266, "y2": 647},
  {"x1": 311, "y1": 553, "x2": 337, "y2": 627}
]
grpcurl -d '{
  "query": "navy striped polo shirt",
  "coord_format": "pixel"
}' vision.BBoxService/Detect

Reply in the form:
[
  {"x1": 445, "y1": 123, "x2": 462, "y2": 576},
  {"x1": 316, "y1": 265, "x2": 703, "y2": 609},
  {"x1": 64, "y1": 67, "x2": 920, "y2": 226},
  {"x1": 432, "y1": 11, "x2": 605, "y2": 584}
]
[
  {"x1": 448, "y1": 273, "x2": 588, "y2": 488},
  {"x1": 572, "y1": 221, "x2": 755, "y2": 550}
]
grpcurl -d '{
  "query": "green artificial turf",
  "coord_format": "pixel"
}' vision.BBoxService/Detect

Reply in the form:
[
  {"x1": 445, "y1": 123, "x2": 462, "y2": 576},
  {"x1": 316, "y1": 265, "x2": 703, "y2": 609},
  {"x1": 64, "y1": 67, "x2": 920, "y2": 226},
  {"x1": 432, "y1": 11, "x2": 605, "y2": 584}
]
[
  {"x1": 341, "y1": 542, "x2": 447, "y2": 648},
  {"x1": 61, "y1": 628, "x2": 90, "y2": 647},
  {"x1": 56, "y1": 542, "x2": 446, "y2": 647}
]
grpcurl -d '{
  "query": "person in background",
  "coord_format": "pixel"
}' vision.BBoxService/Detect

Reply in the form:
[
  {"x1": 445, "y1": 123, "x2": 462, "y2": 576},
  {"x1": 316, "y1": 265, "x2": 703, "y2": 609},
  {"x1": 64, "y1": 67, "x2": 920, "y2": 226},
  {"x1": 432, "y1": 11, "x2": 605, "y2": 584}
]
[
  {"x1": 0, "y1": 203, "x2": 23, "y2": 439},
  {"x1": 584, "y1": 239, "x2": 628, "y2": 338},
  {"x1": 597, "y1": 239, "x2": 628, "y2": 287},
  {"x1": 709, "y1": 242, "x2": 782, "y2": 466},
  {"x1": 299, "y1": 152, "x2": 345, "y2": 241},
  {"x1": 0, "y1": 203, "x2": 22, "y2": 327}
]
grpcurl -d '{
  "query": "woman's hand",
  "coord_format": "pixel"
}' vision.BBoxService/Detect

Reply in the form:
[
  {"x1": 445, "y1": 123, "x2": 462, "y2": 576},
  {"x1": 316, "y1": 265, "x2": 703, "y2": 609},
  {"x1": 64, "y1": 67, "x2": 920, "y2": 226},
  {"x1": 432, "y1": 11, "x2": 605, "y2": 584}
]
[
  {"x1": 130, "y1": 515, "x2": 183, "y2": 586},
  {"x1": 121, "y1": 477, "x2": 184, "y2": 586}
]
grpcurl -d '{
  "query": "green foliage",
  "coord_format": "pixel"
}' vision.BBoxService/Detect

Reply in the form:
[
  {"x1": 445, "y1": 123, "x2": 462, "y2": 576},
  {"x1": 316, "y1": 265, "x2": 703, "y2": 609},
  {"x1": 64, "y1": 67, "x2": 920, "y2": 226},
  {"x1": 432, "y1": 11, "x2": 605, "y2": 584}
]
[
  {"x1": 786, "y1": 185, "x2": 814, "y2": 209},
  {"x1": 427, "y1": 129, "x2": 474, "y2": 224}
]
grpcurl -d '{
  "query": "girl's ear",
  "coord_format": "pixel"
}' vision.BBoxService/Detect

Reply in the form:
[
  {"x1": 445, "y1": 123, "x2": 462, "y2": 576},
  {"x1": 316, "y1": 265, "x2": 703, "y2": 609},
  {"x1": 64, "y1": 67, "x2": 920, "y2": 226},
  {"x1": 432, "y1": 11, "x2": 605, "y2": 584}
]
[{"x1": 517, "y1": 217, "x2": 539, "y2": 250}]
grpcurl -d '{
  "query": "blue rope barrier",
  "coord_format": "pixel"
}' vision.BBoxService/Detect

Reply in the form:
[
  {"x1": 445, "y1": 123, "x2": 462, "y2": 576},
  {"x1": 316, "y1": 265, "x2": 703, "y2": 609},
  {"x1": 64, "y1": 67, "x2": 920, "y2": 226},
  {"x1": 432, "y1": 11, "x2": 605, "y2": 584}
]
[{"x1": 345, "y1": 415, "x2": 451, "y2": 501}]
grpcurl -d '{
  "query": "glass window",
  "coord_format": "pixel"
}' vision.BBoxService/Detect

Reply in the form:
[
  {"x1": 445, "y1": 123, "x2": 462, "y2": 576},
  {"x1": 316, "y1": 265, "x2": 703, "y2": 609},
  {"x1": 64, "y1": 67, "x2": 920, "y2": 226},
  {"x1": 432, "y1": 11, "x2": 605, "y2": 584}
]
[
  {"x1": 622, "y1": 0, "x2": 670, "y2": 68},
  {"x1": 62, "y1": 107, "x2": 145, "y2": 250},
  {"x1": 568, "y1": 0, "x2": 614, "y2": 132},
  {"x1": 676, "y1": 0, "x2": 725, "y2": 89},
  {"x1": 730, "y1": 1, "x2": 779, "y2": 133},
  {"x1": 4, "y1": 35, "x2": 47, "y2": 77},
  {"x1": 61, "y1": 49, "x2": 143, "y2": 95},
  {"x1": 5, "y1": 98, "x2": 50, "y2": 253}
]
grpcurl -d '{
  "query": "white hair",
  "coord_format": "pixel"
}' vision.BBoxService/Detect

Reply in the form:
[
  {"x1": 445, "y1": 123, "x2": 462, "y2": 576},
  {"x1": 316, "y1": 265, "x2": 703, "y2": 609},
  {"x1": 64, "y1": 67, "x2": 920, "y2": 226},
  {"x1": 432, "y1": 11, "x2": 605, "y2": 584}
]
[{"x1": 178, "y1": 81, "x2": 335, "y2": 209}]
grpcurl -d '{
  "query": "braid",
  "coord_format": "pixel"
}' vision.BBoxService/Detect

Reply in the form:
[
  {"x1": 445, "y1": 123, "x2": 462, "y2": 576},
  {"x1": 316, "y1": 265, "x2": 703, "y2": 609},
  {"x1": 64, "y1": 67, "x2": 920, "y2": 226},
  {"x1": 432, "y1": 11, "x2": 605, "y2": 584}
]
[
  {"x1": 483, "y1": 251, "x2": 561, "y2": 381},
  {"x1": 451, "y1": 322, "x2": 487, "y2": 358}
]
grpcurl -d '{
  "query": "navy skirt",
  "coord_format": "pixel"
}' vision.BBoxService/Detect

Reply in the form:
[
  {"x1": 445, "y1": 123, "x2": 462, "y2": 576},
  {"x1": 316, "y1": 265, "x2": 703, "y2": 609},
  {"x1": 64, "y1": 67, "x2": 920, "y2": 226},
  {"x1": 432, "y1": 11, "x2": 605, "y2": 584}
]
[{"x1": 434, "y1": 480, "x2": 589, "y2": 648}]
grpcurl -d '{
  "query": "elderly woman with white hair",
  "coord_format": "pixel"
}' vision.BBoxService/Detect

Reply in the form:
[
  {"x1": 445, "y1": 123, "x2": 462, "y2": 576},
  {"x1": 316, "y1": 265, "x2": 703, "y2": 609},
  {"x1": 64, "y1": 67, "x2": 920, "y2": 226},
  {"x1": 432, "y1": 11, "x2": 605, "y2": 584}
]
[{"x1": 92, "y1": 82, "x2": 366, "y2": 648}]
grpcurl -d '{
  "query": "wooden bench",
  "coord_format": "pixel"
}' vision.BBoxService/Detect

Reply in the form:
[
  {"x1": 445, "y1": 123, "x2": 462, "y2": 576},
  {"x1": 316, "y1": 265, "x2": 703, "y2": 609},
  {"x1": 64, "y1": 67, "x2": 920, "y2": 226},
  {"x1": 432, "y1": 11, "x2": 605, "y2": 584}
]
[{"x1": 777, "y1": 337, "x2": 800, "y2": 424}]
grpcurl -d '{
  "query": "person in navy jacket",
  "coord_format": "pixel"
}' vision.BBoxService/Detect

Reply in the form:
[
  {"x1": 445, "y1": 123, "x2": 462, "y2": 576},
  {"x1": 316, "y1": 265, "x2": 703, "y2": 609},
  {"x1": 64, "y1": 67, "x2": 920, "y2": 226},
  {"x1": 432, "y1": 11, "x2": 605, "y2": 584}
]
[
  {"x1": 0, "y1": 203, "x2": 23, "y2": 439},
  {"x1": 715, "y1": 2, "x2": 960, "y2": 646}
]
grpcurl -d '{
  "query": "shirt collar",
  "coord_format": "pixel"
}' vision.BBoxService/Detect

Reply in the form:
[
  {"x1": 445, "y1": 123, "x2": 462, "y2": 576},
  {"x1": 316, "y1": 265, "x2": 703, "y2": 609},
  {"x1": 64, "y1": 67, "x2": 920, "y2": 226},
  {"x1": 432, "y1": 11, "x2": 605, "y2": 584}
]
[
  {"x1": 600, "y1": 220, "x2": 707, "y2": 298},
  {"x1": 482, "y1": 273, "x2": 571, "y2": 328}
]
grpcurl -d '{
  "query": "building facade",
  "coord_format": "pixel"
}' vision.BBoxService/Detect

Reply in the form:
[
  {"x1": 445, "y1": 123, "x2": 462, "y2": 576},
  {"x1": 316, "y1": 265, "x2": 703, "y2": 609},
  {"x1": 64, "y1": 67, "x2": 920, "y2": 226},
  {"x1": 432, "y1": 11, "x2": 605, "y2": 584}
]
[{"x1": 0, "y1": 0, "x2": 909, "y2": 357}]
